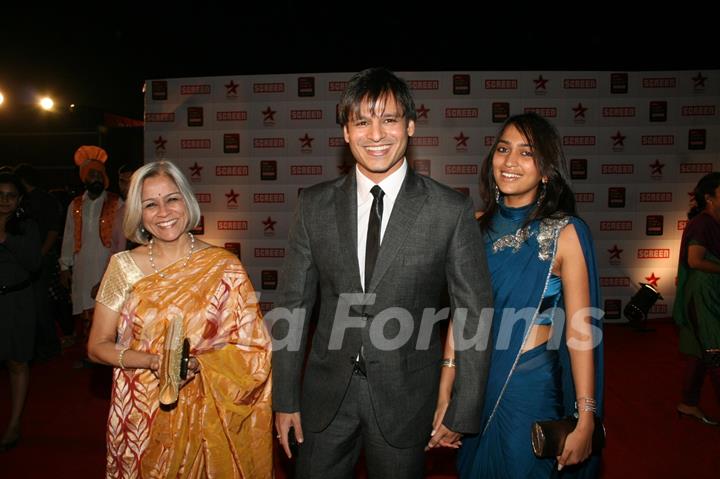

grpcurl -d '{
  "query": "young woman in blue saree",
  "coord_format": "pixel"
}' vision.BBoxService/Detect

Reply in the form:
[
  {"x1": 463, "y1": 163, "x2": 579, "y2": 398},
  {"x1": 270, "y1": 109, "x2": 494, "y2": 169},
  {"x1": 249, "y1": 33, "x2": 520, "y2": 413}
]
[{"x1": 432, "y1": 113, "x2": 604, "y2": 478}]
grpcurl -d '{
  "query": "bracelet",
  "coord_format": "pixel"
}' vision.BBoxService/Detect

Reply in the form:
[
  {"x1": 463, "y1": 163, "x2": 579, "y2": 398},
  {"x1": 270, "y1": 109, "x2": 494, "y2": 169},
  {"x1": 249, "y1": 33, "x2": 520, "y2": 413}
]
[
  {"x1": 576, "y1": 396, "x2": 597, "y2": 414},
  {"x1": 440, "y1": 358, "x2": 456, "y2": 368},
  {"x1": 118, "y1": 348, "x2": 130, "y2": 369}
]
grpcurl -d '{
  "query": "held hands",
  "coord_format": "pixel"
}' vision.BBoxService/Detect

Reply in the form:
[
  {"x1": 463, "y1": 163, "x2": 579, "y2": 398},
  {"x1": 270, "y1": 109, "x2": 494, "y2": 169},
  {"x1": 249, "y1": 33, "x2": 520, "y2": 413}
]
[
  {"x1": 426, "y1": 400, "x2": 462, "y2": 450},
  {"x1": 557, "y1": 421, "x2": 594, "y2": 470},
  {"x1": 275, "y1": 412, "x2": 304, "y2": 459}
]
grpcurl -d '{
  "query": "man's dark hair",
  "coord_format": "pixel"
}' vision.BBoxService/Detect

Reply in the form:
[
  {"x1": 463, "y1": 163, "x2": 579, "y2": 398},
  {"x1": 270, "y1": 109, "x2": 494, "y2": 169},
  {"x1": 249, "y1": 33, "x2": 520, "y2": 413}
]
[
  {"x1": 118, "y1": 163, "x2": 139, "y2": 175},
  {"x1": 338, "y1": 67, "x2": 416, "y2": 127}
]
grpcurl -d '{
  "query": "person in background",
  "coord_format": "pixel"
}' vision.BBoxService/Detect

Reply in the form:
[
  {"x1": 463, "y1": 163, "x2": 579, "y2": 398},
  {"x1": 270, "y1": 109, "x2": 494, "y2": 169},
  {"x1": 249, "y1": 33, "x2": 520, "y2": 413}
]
[
  {"x1": 111, "y1": 162, "x2": 139, "y2": 252},
  {"x1": 59, "y1": 146, "x2": 123, "y2": 340},
  {"x1": 87, "y1": 160, "x2": 272, "y2": 478},
  {"x1": 272, "y1": 67, "x2": 493, "y2": 478},
  {"x1": 673, "y1": 171, "x2": 720, "y2": 426},
  {"x1": 0, "y1": 172, "x2": 41, "y2": 452},
  {"x1": 117, "y1": 163, "x2": 134, "y2": 201},
  {"x1": 451, "y1": 113, "x2": 604, "y2": 478},
  {"x1": 14, "y1": 163, "x2": 64, "y2": 360},
  {"x1": 47, "y1": 185, "x2": 76, "y2": 347}
]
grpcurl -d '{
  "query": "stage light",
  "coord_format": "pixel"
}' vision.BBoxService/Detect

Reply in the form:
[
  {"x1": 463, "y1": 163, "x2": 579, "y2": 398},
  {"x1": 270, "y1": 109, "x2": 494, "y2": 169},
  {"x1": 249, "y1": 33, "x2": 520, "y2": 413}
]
[
  {"x1": 624, "y1": 282, "x2": 663, "y2": 328},
  {"x1": 39, "y1": 96, "x2": 54, "y2": 111},
  {"x1": 0, "y1": 91, "x2": 4, "y2": 106}
]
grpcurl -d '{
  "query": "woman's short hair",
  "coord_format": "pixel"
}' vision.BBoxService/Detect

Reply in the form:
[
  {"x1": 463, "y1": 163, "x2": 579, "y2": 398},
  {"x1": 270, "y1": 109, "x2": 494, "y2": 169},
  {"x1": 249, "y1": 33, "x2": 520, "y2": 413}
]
[{"x1": 123, "y1": 160, "x2": 201, "y2": 245}]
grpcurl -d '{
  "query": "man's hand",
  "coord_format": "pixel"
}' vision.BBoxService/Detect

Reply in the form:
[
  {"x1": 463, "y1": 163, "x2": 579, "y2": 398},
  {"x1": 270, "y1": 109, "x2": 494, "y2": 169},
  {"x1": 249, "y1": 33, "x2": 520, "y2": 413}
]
[
  {"x1": 426, "y1": 400, "x2": 462, "y2": 450},
  {"x1": 59, "y1": 270, "x2": 71, "y2": 290},
  {"x1": 275, "y1": 411, "x2": 303, "y2": 458},
  {"x1": 426, "y1": 423, "x2": 462, "y2": 451}
]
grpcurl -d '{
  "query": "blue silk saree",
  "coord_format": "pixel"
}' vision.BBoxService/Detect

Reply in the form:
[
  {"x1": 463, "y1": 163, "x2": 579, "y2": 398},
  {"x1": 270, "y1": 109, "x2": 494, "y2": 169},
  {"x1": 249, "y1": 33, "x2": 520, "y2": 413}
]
[{"x1": 458, "y1": 203, "x2": 604, "y2": 478}]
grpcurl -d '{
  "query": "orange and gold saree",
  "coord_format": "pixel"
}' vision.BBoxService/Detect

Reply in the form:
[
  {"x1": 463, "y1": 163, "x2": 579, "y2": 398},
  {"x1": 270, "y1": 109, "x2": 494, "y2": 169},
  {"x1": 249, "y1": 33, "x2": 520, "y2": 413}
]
[{"x1": 96, "y1": 247, "x2": 272, "y2": 478}]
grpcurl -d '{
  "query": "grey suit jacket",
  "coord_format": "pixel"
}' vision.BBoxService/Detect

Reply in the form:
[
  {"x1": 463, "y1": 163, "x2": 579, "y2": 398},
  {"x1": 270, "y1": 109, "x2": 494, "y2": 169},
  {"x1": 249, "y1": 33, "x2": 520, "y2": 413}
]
[{"x1": 271, "y1": 168, "x2": 493, "y2": 448}]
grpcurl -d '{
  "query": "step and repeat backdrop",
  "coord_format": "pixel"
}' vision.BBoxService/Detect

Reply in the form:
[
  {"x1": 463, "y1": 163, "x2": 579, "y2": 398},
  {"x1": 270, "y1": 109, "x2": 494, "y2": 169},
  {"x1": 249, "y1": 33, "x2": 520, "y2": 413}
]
[{"x1": 144, "y1": 70, "x2": 719, "y2": 322}]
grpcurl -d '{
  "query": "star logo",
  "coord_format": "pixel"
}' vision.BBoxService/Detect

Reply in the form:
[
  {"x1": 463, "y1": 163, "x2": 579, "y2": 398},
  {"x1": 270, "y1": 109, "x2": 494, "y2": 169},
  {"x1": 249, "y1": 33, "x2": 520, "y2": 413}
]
[
  {"x1": 572, "y1": 102, "x2": 588, "y2": 120},
  {"x1": 611, "y1": 130, "x2": 626, "y2": 148},
  {"x1": 154, "y1": 135, "x2": 167, "y2": 151},
  {"x1": 225, "y1": 80, "x2": 239, "y2": 96},
  {"x1": 225, "y1": 189, "x2": 239, "y2": 205},
  {"x1": 262, "y1": 216, "x2": 277, "y2": 232},
  {"x1": 416, "y1": 104, "x2": 430, "y2": 120},
  {"x1": 533, "y1": 75, "x2": 549, "y2": 90},
  {"x1": 454, "y1": 131, "x2": 470, "y2": 148},
  {"x1": 608, "y1": 244, "x2": 623, "y2": 261},
  {"x1": 189, "y1": 162, "x2": 203, "y2": 178},
  {"x1": 299, "y1": 133, "x2": 314, "y2": 149},
  {"x1": 262, "y1": 106, "x2": 276, "y2": 122},
  {"x1": 645, "y1": 273, "x2": 660, "y2": 288},
  {"x1": 692, "y1": 72, "x2": 707, "y2": 89},
  {"x1": 649, "y1": 159, "x2": 665, "y2": 176}
]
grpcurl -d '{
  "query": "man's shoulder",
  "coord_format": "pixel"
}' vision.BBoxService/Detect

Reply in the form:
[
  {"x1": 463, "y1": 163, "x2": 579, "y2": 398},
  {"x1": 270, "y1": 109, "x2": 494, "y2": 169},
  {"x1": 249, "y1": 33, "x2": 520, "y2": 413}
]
[
  {"x1": 411, "y1": 172, "x2": 469, "y2": 206},
  {"x1": 299, "y1": 175, "x2": 349, "y2": 201}
]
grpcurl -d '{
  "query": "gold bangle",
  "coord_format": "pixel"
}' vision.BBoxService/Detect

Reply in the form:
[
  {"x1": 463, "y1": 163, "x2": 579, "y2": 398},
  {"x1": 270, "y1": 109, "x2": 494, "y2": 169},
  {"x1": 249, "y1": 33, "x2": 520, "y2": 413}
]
[
  {"x1": 440, "y1": 358, "x2": 456, "y2": 368},
  {"x1": 118, "y1": 348, "x2": 130, "y2": 369}
]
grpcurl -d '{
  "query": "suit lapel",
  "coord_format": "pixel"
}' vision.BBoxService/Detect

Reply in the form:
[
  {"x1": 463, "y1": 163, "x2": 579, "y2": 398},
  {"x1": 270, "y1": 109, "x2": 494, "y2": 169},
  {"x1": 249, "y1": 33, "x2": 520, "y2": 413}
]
[
  {"x1": 335, "y1": 174, "x2": 363, "y2": 291},
  {"x1": 368, "y1": 169, "x2": 427, "y2": 292}
]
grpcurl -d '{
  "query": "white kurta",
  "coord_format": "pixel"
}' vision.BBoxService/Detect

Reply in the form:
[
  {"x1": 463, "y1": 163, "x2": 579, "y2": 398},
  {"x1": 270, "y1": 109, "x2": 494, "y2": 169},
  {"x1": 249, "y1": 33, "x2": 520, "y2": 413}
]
[{"x1": 59, "y1": 191, "x2": 122, "y2": 314}]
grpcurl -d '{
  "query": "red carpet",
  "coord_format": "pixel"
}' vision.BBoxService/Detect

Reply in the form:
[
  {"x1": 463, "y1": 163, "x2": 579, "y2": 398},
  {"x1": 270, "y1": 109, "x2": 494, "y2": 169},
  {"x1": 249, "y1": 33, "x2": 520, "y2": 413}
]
[{"x1": 1, "y1": 322, "x2": 719, "y2": 478}]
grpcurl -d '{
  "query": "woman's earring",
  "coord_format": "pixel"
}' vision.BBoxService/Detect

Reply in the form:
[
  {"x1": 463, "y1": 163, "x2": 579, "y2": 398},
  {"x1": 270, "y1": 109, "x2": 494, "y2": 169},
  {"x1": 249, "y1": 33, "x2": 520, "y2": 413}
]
[
  {"x1": 536, "y1": 182, "x2": 546, "y2": 206},
  {"x1": 494, "y1": 185, "x2": 500, "y2": 203}
]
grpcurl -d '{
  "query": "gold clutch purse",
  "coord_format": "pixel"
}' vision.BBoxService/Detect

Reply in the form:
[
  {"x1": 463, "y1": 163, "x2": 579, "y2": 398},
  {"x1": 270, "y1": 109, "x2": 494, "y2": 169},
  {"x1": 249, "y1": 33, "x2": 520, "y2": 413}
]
[{"x1": 158, "y1": 315, "x2": 190, "y2": 406}]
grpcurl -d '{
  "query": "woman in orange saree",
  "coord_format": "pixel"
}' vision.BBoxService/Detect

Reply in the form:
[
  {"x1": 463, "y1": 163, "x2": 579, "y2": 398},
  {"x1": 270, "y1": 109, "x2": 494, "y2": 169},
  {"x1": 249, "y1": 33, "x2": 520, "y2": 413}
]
[{"x1": 89, "y1": 160, "x2": 272, "y2": 478}]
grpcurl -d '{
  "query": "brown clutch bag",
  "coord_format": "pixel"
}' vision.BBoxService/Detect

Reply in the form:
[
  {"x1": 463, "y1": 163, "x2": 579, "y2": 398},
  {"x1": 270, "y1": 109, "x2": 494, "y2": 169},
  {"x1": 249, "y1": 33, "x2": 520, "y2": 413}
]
[
  {"x1": 158, "y1": 315, "x2": 190, "y2": 406},
  {"x1": 531, "y1": 415, "x2": 606, "y2": 458}
]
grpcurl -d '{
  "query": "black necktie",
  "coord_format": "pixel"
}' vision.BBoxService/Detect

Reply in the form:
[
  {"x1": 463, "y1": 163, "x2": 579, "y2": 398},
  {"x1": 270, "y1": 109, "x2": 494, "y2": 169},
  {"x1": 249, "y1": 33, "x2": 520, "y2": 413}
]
[
  {"x1": 356, "y1": 185, "x2": 384, "y2": 376},
  {"x1": 365, "y1": 185, "x2": 384, "y2": 292}
]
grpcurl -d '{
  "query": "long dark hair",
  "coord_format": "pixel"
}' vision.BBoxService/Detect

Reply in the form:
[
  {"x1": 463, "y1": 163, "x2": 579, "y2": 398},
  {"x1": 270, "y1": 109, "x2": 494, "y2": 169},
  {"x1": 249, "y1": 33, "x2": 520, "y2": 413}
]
[
  {"x1": 688, "y1": 171, "x2": 720, "y2": 219},
  {"x1": 0, "y1": 172, "x2": 27, "y2": 235},
  {"x1": 479, "y1": 113, "x2": 576, "y2": 231}
]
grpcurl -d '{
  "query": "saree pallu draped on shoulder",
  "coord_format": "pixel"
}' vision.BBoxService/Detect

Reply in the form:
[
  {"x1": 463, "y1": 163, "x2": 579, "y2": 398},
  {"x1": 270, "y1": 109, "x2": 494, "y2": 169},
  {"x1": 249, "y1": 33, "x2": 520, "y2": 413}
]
[
  {"x1": 105, "y1": 247, "x2": 272, "y2": 478},
  {"x1": 458, "y1": 215, "x2": 604, "y2": 479}
]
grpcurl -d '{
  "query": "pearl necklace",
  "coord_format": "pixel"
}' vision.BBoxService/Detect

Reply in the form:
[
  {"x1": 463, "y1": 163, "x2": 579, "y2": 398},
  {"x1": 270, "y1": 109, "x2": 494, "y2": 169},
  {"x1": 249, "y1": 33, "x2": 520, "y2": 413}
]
[{"x1": 148, "y1": 232, "x2": 195, "y2": 278}]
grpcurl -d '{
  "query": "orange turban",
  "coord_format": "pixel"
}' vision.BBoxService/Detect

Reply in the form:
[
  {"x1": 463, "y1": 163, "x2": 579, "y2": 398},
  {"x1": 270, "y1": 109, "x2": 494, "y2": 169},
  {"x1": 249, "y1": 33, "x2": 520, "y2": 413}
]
[{"x1": 74, "y1": 145, "x2": 109, "y2": 188}]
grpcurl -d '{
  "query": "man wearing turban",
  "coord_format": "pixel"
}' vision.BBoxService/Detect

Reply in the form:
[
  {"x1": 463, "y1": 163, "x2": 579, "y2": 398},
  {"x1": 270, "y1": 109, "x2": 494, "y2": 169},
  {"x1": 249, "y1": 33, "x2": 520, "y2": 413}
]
[{"x1": 59, "y1": 146, "x2": 123, "y2": 339}]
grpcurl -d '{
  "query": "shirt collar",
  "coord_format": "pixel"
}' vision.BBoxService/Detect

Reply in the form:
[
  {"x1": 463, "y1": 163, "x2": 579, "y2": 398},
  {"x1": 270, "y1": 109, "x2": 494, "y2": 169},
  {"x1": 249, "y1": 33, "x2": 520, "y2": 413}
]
[{"x1": 356, "y1": 158, "x2": 407, "y2": 205}]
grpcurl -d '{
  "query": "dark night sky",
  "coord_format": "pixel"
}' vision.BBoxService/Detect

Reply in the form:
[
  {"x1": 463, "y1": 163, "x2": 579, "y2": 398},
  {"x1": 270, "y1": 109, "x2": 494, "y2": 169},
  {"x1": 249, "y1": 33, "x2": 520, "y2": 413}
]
[{"x1": 1, "y1": 4, "x2": 717, "y2": 119}]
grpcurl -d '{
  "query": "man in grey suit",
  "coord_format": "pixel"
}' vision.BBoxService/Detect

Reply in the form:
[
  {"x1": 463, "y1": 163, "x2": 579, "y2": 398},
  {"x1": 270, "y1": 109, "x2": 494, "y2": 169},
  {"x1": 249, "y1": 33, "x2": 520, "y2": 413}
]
[{"x1": 272, "y1": 67, "x2": 493, "y2": 478}]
